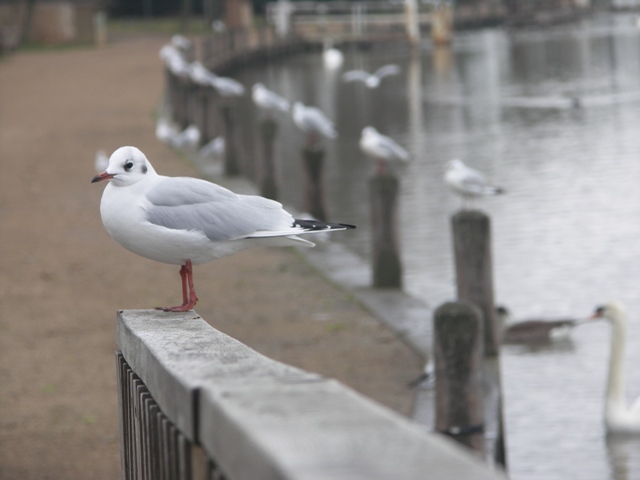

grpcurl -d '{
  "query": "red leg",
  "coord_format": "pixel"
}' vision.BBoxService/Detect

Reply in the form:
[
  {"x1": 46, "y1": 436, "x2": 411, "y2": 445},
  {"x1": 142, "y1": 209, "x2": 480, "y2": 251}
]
[
  {"x1": 185, "y1": 260, "x2": 199, "y2": 307},
  {"x1": 179, "y1": 264, "x2": 189, "y2": 306},
  {"x1": 157, "y1": 260, "x2": 199, "y2": 312}
]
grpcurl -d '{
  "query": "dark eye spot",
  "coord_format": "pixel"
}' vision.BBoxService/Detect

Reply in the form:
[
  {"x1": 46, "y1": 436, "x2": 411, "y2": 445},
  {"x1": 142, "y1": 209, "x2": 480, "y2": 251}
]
[
  {"x1": 124, "y1": 161, "x2": 134, "y2": 171},
  {"x1": 141, "y1": 165, "x2": 147, "y2": 174}
]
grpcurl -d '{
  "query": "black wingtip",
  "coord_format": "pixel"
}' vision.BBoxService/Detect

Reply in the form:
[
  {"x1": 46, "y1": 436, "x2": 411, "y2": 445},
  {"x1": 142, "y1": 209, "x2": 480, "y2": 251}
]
[{"x1": 294, "y1": 219, "x2": 356, "y2": 231}]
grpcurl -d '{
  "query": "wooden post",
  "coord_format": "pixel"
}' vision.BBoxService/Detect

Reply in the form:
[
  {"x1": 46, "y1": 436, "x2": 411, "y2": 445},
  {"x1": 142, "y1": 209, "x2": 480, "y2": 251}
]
[
  {"x1": 259, "y1": 117, "x2": 278, "y2": 200},
  {"x1": 196, "y1": 86, "x2": 209, "y2": 147},
  {"x1": 177, "y1": 78, "x2": 190, "y2": 128},
  {"x1": 301, "y1": 144, "x2": 327, "y2": 221},
  {"x1": 370, "y1": 172, "x2": 402, "y2": 288},
  {"x1": 431, "y1": 5, "x2": 454, "y2": 46},
  {"x1": 186, "y1": 81, "x2": 199, "y2": 130},
  {"x1": 434, "y1": 301, "x2": 485, "y2": 455},
  {"x1": 451, "y1": 210, "x2": 499, "y2": 357},
  {"x1": 451, "y1": 209, "x2": 508, "y2": 469},
  {"x1": 220, "y1": 104, "x2": 240, "y2": 176}
]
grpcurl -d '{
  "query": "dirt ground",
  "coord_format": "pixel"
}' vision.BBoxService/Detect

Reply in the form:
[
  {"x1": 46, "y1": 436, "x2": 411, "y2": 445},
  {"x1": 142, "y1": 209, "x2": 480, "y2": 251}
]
[{"x1": 0, "y1": 34, "x2": 423, "y2": 479}]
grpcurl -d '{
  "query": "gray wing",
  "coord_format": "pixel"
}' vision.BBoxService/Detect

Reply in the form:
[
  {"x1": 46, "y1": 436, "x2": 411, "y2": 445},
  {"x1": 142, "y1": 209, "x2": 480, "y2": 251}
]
[
  {"x1": 374, "y1": 64, "x2": 400, "y2": 79},
  {"x1": 377, "y1": 135, "x2": 408, "y2": 160},
  {"x1": 342, "y1": 70, "x2": 370, "y2": 83},
  {"x1": 457, "y1": 168, "x2": 494, "y2": 194},
  {"x1": 145, "y1": 177, "x2": 294, "y2": 241}
]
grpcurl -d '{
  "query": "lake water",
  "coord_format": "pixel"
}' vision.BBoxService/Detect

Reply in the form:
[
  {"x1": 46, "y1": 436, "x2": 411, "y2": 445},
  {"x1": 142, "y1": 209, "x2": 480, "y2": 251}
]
[{"x1": 226, "y1": 13, "x2": 640, "y2": 480}]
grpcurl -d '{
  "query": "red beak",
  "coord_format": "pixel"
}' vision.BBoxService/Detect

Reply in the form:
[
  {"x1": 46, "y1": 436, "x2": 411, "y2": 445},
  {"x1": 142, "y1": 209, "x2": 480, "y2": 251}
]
[{"x1": 91, "y1": 171, "x2": 116, "y2": 183}]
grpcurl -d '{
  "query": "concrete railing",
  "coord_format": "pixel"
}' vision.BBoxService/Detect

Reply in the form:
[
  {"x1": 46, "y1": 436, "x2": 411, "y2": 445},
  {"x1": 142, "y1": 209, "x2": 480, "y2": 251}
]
[{"x1": 116, "y1": 309, "x2": 506, "y2": 480}]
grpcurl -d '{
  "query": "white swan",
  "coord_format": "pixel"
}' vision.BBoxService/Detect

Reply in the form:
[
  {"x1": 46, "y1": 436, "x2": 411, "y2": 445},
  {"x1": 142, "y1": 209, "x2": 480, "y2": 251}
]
[{"x1": 591, "y1": 303, "x2": 640, "y2": 435}]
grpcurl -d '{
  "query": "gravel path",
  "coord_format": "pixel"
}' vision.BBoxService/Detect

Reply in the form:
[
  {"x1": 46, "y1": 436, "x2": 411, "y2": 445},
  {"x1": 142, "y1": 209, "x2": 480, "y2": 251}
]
[{"x1": 0, "y1": 34, "x2": 422, "y2": 479}]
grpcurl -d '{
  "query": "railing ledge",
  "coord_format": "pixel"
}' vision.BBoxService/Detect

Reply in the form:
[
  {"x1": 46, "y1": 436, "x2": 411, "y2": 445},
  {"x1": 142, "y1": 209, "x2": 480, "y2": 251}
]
[{"x1": 116, "y1": 309, "x2": 506, "y2": 480}]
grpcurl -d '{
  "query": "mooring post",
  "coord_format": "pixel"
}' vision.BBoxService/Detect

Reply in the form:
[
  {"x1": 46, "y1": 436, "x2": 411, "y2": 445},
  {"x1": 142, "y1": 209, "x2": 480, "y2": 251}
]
[
  {"x1": 195, "y1": 86, "x2": 209, "y2": 145},
  {"x1": 220, "y1": 103, "x2": 240, "y2": 176},
  {"x1": 186, "y1": 81, "x2": 199, "y2": 131},
  {"x1": 451, "y1": 210, "x2": 499, "y2": 356},
  {"x1": 451, "y1": 209, "x2": 508, "y2": 469},
  {"x1": 301, "y1": 144, "x2": 327, "y2": 221},
  {"x1": 370, "y1": 172, "x2": 402, "y2": 288},
  {"x1": 259, "y1": 117, "x2": 279, "y2": 200},
  {"x1": 434, "y1": 301, "x2": 485, "y2": 455}
]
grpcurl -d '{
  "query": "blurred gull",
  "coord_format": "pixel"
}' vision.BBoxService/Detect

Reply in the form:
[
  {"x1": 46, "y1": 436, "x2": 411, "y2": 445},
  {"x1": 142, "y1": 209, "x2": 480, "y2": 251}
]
[
  {"x1": 292, "y1": 102, "x2": 337, "y2": 144},
  {"x1": 169, "y1": 125, "x2": 201, "y2": 150},
  {"x1": 252, "y1": 83, "x2": 290, "y2": 114},
  {"x1": 322, "y1": 38, "x2": 344, "y2": 70},
  {"x1": 189, "y1": 61, "x2": 217, "y2": 86},
  {"x1": 198, "y1": 136, "x2": 225, "y2": 160},
  {"x1": 209, "y1": 74, "x2": 245, "y2": 97},
  {"x1": 94, "y1": 150, "x2": 109, "y2": 174},
  {"x1": 444, "y1": 159, "x2": 505, "y2": 206},
  {"x1": 171, "y1": 34, "x2": 193, "y2": 53},
  {"x1": 155, "y1": 116, "x2": 180, "y2": 144},
  {"x1": 91, "y1": 146, "x2": 355, "y2": 311},
  {"x1": 359, "y1": 126, "x2": 409, "y2": 174},
  {"x1": 343, "y1": 65, "x2": 400, "y2": 89}
]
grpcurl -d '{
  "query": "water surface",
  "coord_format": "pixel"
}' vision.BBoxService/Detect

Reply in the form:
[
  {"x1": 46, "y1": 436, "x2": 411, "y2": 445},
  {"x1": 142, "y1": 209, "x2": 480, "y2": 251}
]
[{"x1": 229, "y1": 13, "x2": 640, "y2": 479}]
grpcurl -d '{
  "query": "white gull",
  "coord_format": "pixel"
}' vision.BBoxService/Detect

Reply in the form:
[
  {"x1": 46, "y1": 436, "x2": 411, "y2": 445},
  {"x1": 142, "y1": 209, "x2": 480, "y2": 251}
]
[
  {"x1": 342, "y1": 65, "x2": 400, "y2": 89},
  {"x1": 198, "y1": 136, "x2": 225, "y2": 160},
  {"x1": 444, "y1": 159, "x2": 505, "y2": 205},
  {"x1": 92, "y1": 146, "x2": 355, "y2": 312},
  {"x1": 359, "y1": 126, "x2": 409, "y2": 174},
  {"x1": 252, "y1": 83, "x2": 290, "y2": 113},
  {"x1": 292, "y1": 102, "x2": 337, "y2": 144},
  {"x1": 209, "y1": 73, "x2": 245, "y2": 97}
]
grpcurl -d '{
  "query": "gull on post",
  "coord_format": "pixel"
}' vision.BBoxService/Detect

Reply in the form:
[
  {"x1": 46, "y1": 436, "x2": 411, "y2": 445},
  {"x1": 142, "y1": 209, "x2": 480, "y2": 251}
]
[
  {"x1": 342, "y1": 65, "x2": 400, "y2": 89},
  {"x1": 169, "y1": 124, "x2": 201, "y2": 150},
  {"x1": 189, "y1": 61, "x2": 217, "y2": 87},
  {"x1": 444, "y1": 159, "x2": 505, "y2": 207},
  {"x1": 359, "y1": 126, "x2": 409, "y2": 174},
  {"x1": 198, "y1": 136, "x2": 225, "y2": 160},
  {"x1": 252, "y1": 83, "x2": 290, "y2": 114},
  {"x1": 292, "y1": 102, "x2": 337, "y2": 145},
  {"x1": 91, "y1": 146, "x2": 355, "y2": 312},
  {"x1": 209, "y1": 73, "x2": 245, "y2": 97}
]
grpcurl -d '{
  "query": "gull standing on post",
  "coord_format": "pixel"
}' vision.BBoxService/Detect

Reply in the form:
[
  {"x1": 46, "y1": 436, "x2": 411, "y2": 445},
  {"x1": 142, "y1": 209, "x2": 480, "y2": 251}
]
[
  {"x1": 209, "y1": 73, "x2": 245, "y2": 97},
  {"x1": 359, "y1": 126, "x2": 409, "y2": 174},
  {"x1": 292, "y1": 102, "x2": 337, "y2": 145},
  {"x1": 252, "y1": 83, "x2": 290, "y2": 114},
  {"x1": 444, "y1": 159, "x2": 505, "y2": 207},
  {"x1": 92, "y1": 146, "x2": 355, "y2": 312},
  {"x1": 342, "y1": 65, "x2": 400, "y2": 89}
]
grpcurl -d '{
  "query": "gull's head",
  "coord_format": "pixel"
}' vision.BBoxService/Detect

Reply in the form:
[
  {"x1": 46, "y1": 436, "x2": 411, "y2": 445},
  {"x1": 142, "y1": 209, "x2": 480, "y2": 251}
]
[
  {"x1": 446, "y1": 159, "x2": 465, "y2": 171},
  {"x1": 362, "y1": 126, "x2": 377, "y2": 138},
  {"x1": 91, "y1": 146, "x2": 156, "y2": 187}
]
